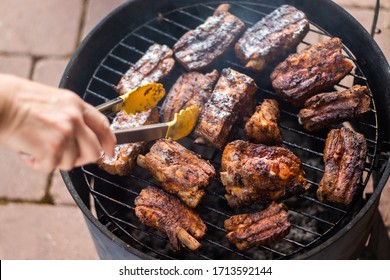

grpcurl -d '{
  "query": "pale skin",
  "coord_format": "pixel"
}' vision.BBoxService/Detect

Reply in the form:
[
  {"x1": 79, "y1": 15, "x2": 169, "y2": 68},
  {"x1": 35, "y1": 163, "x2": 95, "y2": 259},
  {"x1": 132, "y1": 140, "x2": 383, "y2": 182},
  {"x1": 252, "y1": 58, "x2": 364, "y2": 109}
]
[{"x1": 0, "y1": 74, "x2": 116, "y2": 172}]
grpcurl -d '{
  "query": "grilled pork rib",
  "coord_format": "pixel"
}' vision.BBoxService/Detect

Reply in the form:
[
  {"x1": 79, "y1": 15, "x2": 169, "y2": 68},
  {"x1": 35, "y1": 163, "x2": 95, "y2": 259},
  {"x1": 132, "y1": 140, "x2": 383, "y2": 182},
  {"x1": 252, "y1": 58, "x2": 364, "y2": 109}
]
[
  {"x1": 221, "y1": 140, "x2": 310, "y2": 208},
  {"x1": 317, "y1": 127, "x2": 367, "y2": 206},
  {"x1": 173, "y1": 4, "x2": 245, "y2": 71},
  {"x1": 116, "y1": 44, "x2": 175, "y2": 95},
  {"x1": 224, "y1": 202, "x2": 291, "y2": 250},
  {"x1": 245, "y1": 99, "x2": 282, "y2": 145},
  {"x1": 298, "y1": 85, "x2": 371, "y2": 131},
  {"x1": 137, "y1": 139, "x2": 216, "y2": 208},
  {"x1": 235, "y1": 4, "x2": 309, "y2": 72},
  {"x1": 271, "y1": 37, "x2": 354, "y2": 106},
  {"x1": 97, "y1": 109, "x2": 159, "y2": 176},
  {"x1": 161, "y1": 70, "x2": 219, "y2": 122},
  {"x1": 194, "y1": 68, "x2": 257, "y2": 149},
  {"x1": 135, "y1": 186, "x2": 207, "y2": 251}
]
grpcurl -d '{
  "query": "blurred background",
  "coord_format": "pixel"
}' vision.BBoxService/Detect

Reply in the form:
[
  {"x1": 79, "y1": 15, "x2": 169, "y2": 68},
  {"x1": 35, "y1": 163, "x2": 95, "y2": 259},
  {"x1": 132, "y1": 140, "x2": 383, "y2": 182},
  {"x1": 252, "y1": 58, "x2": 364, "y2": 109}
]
[{"x1": 0, "y1": 0, "x2": 389, "y2": 259}]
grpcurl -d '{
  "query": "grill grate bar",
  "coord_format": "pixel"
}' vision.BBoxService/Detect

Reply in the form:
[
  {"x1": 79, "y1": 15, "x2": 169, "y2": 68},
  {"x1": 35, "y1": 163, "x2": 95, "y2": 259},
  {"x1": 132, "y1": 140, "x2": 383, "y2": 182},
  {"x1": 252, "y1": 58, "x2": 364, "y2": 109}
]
[
  {"x1": 203, "y1": 238, "x2": 255, "y2": 259},
  {"x1": 133, "y1": 32, "x2": 155, "y2": 44},
  {"x1": 289, "y1": 208, "x2": 335, "y2": 226},
  {"x1": 108, "y1": 53, "x2": 134, "y2": 65},
  {"x1": 301, "y1": 162, "x2": 324, "y2": 173},
  {"x1": 177, "y1": 9, "x2": 205, "y2": 23},
  {"x1": 145, "y1": 24, "x2": 179, "y2": 41},
  {"x1": 279, "y1": 124, "x2": 326, "y2": 143},
  {"x1": 298, "y1": 194, "x2": 347, "y2": 213},
  {"x1": 100, "y1": 63, "x2": 124, "y2": 76},
  {"x1": 290, "y1": 224, "x2": 322, "y2": 237},
  {"x1": 282, "y1": 141, "x2": 324, "y2": 157},
  {"x1": 162, "y1": 17, "x2": 191, "y2": 31}
]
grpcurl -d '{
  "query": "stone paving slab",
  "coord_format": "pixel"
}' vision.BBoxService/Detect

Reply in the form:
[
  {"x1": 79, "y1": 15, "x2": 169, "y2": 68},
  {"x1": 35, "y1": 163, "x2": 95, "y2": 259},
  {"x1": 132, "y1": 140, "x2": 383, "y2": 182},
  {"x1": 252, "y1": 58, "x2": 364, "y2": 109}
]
[
  {"x1": 82, "y1": 0, "x2": 128, "y2": 39},
  {"x1": 0, "y1": 203, "x2": 98, "y2": 259},
  {"x1": 0, "y1": 56, "x2": 32, "y2": 78},
  {"x1": 0, "y1": 148, "x2": 48, "y2": 201},
  {"x1": 32, "y1": 58, "x2": 70, "y2": 87},
  {"x1": 0, "y1": 0, "x2": 83, "y2": 56}
]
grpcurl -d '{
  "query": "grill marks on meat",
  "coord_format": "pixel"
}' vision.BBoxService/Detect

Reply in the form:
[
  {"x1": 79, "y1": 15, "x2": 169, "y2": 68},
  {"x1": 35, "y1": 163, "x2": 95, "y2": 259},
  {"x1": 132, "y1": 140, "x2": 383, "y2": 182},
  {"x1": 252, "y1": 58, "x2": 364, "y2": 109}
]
[
  {"x1": 317, "y1": 128, "x2": 367, "y2": 206},
  {"x1": 298, "y1": 85, "x2": 371, "y2": 131},
  {"x1": 224, "y1": 202, "x2": 291, "y2": 250},
  {"x1": 245, "y1": 99, "x2": 282, "y2": 145},
  {"x1": 173, "y1": 4, "x2": 245, "y2": 71},
  {"x1": 116, "y1": 44, "x2": 175, "y2": 95},
  {"x1": 235, "y1": 5, "x2": 309, "y2": 72},
  {"x1": 194, "y1": 68, "x2": 257, "y2": 149},
  {"x1": 137, "y1": 139, "x2": 216, "y2": 208},
  {"x1": 134, "y1": 186, "x2": 207, "y2": 251},
  {"x1": 271, "y1": 37, "x2": 354, "y2": 106},
  {"x1": 161, "y1": 70, "x2": 219, "y2": 122},
  {"x1": 97, "y1": 109, "x2": 159, "y2": 176},
  {"x1": 220, "y1": 140, "x2": 310, "y2": 208}
]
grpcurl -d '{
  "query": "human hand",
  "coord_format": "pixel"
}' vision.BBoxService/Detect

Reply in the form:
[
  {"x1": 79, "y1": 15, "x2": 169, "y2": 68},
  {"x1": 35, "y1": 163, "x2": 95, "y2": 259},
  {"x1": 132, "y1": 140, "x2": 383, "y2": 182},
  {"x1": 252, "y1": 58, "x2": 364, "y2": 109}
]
[{"x1": 0, "y1": 74, "x2": 116, "y2": 172}]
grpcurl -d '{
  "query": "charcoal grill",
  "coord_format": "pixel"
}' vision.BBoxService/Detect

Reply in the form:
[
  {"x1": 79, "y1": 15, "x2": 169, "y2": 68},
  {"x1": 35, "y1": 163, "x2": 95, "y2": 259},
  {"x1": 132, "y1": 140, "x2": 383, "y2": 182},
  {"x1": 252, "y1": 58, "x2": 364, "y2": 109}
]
[{"x1": 60, "y1": 0, "x2": 390, "y2": 259}]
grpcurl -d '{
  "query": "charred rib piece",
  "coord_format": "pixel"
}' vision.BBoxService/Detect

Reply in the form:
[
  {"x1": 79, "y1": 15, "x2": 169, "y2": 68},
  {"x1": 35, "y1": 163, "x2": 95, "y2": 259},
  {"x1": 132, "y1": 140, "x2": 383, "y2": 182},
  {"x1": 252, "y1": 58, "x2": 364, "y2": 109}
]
[
  {"x1": 161, "y1": 70, "x2": 219, "y2": 122},
  {"x1": 224, "y1": 202, "x2": 291, "y2": 250},
  {"x1": 317, "y1": 127, "x2": 367, "y2": 206},
  {"x1": 271, "y1": 37, "x2": 354, "y2": 106},
  {"x1": 245, "y1": 99, "x2": 282, "y2": 145},
  {"x1": 137, "y1": 139, "x2": 216, "y2": 208},
  {"x1": 173, "y1": 4, "x2": 245, "y2": 71},
  {"x1": 135, "y1": 186, "x2": 207, "y2": 251},
  {"x1": 194, "y1": 68, "x2": 257, "y2": 149},
  {"x1": 221, "y1": 140, "x2": 310, "y2": 208},
  {"x1": 97, "y1": 108, "x2": 159, "y2": 176},
  {"x1": 116, "y1": 44, "x2": 175, "y2": 95},
  {"x1": 298, "y1": 85, "x2": 371, "y2": 131},
  {"x1": 235, "y1": 5, "x2": 309, "y2": 72}
]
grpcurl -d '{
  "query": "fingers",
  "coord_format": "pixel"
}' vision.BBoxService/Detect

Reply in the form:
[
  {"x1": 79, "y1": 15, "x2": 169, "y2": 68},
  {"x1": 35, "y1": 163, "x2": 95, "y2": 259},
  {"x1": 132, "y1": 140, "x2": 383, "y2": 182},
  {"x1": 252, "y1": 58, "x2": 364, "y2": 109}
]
[{"x1": 83, "y1": 104, "x2": 116, "y2": 158}]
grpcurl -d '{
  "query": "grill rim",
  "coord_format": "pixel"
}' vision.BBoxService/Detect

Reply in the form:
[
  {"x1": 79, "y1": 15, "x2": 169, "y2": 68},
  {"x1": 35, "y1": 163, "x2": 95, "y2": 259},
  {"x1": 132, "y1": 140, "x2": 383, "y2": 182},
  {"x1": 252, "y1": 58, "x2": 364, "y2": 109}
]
[{"x1": 60, "y1": 0, "x2": 390, "y2": 259}]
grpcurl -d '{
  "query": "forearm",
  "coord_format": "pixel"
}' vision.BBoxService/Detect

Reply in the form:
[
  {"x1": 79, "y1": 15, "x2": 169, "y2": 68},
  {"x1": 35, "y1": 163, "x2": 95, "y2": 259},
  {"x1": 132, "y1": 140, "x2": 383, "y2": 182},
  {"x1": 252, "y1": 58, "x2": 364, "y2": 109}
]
[{"x1": 0, "y1": 74, "x2": 24, "y2": 144}]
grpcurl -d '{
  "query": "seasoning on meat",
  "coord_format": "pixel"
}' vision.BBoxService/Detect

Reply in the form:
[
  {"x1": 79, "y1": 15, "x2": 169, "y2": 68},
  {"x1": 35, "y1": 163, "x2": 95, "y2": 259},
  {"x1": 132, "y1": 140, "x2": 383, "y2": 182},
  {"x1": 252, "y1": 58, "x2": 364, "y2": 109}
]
[
  {"x1": 220, "y1": 140, "x2": 310, "y2": 208},
  {"x1": 224, "y1": 202, "x2": 291, "y2": 251},
  {"x1": 136, "y1": 139, "x2": 216, "y2": 208},
  {"x1": 173, "y1": 4, "x2": 245, "y2": 71},
  {"x1": 271, "y1": 37, "x2": 354, "y2": 106},
  {"x1": 116, "y1": 44, "x2": 175, "y2": 95},
  {"x1": 161, "y1": 70, "x2": 219, "y2": 122},
  {"x1": 135, "y1": 186, "x2": 207, "y2": 251},
  {"x1": 235, "y1": 4, "x2": 309, "y2": 72},
  {"x1": 194, "y1": 68, "x2": 257, "y2": 149},
  {"x1": 97, "y1": 108, "x2": 159, "y2": 176},
  {"x1": 245, "y1": 99, "x2": 282, "y2": 145},
  {"x1": 317, "y1": 127, "x2": 367, "y2": 206},
  {"x1": 298, "y1": 85, "x2": 371, "y2": 131}
]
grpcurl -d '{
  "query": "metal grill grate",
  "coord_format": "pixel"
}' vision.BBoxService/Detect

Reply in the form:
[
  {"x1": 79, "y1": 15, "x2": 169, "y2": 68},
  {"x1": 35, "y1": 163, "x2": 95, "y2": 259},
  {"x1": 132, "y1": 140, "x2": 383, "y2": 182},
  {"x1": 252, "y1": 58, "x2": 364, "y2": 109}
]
[{"x1": 79, "y1": 1, "x2": 379, "y2": 259}]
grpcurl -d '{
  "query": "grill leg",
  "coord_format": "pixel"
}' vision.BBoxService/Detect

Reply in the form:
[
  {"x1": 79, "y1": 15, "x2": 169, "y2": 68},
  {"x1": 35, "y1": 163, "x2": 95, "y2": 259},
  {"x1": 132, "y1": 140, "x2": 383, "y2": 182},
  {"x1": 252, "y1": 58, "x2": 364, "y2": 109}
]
[{"x1": 361, "y1": 209, "x2": 390, "y2": 259}]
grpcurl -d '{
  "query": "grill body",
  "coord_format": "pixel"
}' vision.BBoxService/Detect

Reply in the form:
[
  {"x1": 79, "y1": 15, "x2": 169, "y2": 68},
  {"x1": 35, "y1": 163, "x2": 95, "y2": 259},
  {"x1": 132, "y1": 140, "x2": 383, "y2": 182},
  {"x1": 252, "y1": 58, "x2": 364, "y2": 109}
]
[{"x1": 60, "y1": 0, "x2": 390, "y2": 259}]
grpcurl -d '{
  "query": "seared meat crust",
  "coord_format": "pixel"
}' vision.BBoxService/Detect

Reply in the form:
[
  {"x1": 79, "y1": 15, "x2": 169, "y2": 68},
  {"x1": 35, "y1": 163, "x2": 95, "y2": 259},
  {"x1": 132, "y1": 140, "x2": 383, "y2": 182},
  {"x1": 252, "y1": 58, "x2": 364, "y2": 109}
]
[
  {"x1": 298, "y1": 85, "x2": 371, "y2": 131},
  {"x1": 245, "y1": 99, "x2": 282, "y2": 145},
  {"x1": 116, "y1": 44, "x2": 175, "y2": 95},
  {"x1": 97, "y1": 108, "x2": 159, "y2": 176},
  {"x1": 173, "y1": 5, "x2": 245, "y2": 71},
  {"x1": 220, "y1": 140, "x2": 310, "y2": 208},
  {"x1": 194, "y1": 68, "x2": 257, "y2": 149},
  {"x1": 317, "y1": 127, "x2": 367, "y2": 206},
  {"x1": 235, "y1": 4, "x2": 309, "y2": 72},
  {"x1": 224, "y1": 202, "x2": 291, "y2": 250},
  {"x1": 135, "y1": 186, "x2": 207, "y2": 251},
  {"x1": 137, "y1": 139, "x2": 216, "y2": 208},
  {"x1": 161, "y1": 70, "x2": 219, "y2": 122},
  {"x1": 271, "y1": 37, "x2": 354, "y2": 106}
]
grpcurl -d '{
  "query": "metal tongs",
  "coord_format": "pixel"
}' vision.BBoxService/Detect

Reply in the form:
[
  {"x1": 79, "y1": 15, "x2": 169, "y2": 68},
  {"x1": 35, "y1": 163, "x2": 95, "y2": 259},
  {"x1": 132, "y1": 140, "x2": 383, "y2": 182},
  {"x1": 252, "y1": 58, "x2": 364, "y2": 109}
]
[{"x1": 97, "y1": 83, "x2": 200, "y2": 144}]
